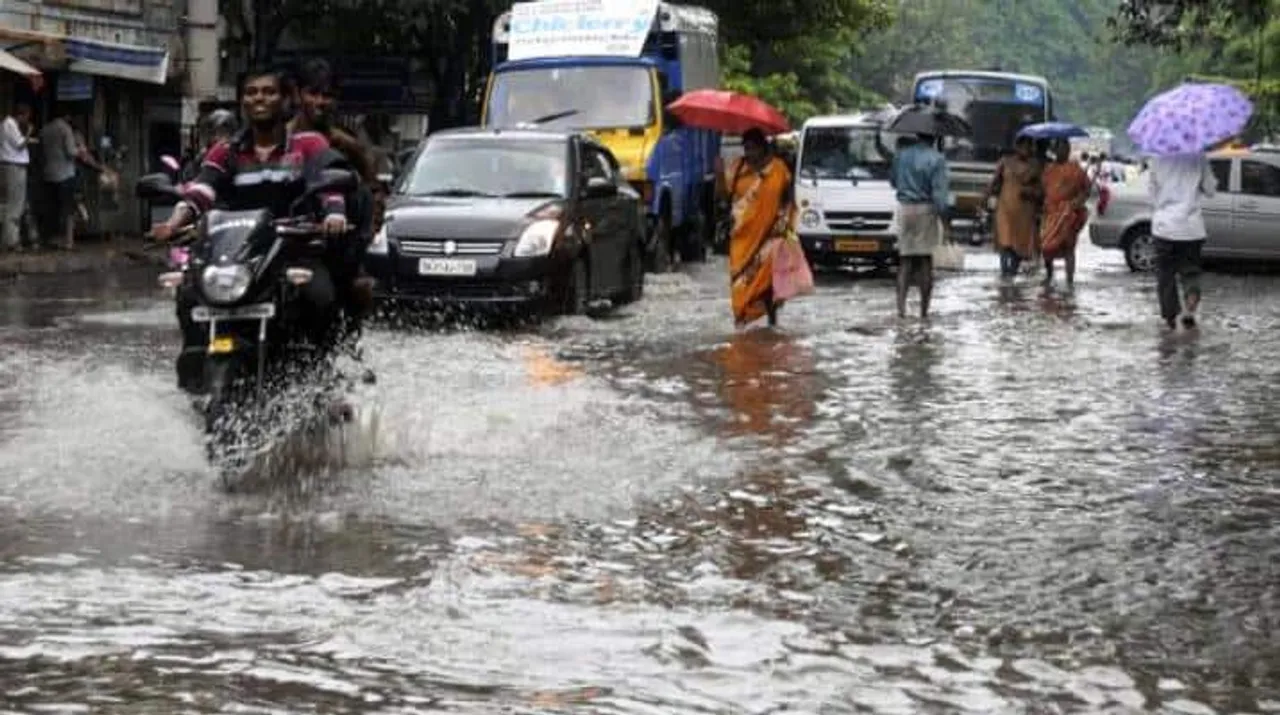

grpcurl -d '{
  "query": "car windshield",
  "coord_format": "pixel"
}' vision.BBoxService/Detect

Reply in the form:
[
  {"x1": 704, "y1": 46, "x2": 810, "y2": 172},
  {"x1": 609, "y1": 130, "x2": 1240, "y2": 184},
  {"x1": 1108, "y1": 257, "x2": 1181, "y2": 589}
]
[
  {"x1": 916, "y1": 77, "x2": 1048, "y2": 163},
  {"x1": 798, "y1": 126, "x2": 898, "y2": 180},
  {"x1": 487, "y1": 65, "x2": 654, "y2": 129},
  {"x1": 398, "y1": 139, "x2": 568, "y2": 197}
]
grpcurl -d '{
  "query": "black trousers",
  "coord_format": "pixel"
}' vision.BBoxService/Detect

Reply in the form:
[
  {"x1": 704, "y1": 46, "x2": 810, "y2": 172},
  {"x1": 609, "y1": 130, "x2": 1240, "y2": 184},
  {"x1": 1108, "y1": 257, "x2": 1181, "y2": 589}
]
[{"x1": 1153, "y1": 238, "x2": 1204, "y2": 322}]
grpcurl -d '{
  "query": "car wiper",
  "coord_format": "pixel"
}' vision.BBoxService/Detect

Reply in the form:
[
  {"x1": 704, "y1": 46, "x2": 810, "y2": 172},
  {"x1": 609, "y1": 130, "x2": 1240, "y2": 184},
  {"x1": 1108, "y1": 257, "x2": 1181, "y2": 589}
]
[
  {"x1": 527, "y1": 109, "x2": 580, "y2": 126},
  {"x1": 501, "y1": 191, "x2": 563, "y2": 198},
  {"x1": 414, "y1": 188, "x2": 495, "y2": 197}
]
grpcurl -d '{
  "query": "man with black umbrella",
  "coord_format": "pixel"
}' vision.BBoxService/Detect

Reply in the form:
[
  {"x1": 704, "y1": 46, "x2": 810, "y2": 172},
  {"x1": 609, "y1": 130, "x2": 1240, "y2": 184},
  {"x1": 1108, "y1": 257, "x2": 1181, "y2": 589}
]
[{"x1": 887, "y1": 107, "x2": 951, "y2": 319}]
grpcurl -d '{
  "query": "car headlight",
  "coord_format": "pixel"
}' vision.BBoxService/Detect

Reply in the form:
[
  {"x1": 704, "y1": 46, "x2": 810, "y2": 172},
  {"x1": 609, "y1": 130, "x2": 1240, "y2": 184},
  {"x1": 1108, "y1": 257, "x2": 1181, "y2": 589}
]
[
  {"x1": 801, "y1": 209, "x2": 821, "y2": 227},
  {"x1": 368, "y1": 224, "x2": 388, "y2": 254},
  {"x1": 514, "y1": 219, "x2": 558, "y2": 257},
  {"x1": 200, "y1": 264, "x2": 252, "y2": 304}
]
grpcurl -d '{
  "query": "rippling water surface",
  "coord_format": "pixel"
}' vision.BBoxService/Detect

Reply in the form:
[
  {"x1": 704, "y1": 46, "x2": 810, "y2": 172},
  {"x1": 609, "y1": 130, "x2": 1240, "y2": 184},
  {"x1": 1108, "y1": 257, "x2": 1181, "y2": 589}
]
[{"x1": 1, "y1": 246, "x2": 1277, "y2": 713}]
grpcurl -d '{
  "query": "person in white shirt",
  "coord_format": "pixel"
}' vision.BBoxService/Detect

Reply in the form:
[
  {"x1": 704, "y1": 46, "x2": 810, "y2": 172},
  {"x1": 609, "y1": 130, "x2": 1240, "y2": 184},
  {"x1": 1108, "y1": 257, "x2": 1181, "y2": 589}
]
[
  {"x1": 1148, "y1": 152, "x2": 1217, "y2": 330},
  {"x1": 0, "y1": 103, "x2": 33, "y2": 252}
]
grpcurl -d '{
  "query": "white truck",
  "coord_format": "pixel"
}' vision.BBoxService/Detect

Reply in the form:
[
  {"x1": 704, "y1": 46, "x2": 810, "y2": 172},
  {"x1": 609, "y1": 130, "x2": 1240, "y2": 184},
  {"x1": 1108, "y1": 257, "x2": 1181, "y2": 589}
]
[{"x1": 794, "y1": 113, "x2": 903, "y2": 269}]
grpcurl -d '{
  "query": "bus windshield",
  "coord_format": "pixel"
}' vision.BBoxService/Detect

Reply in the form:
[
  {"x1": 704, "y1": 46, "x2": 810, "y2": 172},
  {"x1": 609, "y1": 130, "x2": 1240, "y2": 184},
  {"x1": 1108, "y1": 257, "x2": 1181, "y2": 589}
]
[
  {"x1": 914, "y1": 76, "x2": 1048, "y2": 163},
  {"x1": 798, "y1": 125, "x2": 899, "y2": 180},
  {"x1": 487, "y1": 65, "x2": 655, "y2": 129}
]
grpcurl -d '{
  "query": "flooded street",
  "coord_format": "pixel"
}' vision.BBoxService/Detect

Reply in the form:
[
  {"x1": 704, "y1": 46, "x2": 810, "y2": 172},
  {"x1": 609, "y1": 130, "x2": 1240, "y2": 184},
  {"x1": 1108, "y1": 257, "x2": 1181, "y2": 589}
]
[{"x1": 1, "y1": 243, "x2": 1277, "y2": 714}]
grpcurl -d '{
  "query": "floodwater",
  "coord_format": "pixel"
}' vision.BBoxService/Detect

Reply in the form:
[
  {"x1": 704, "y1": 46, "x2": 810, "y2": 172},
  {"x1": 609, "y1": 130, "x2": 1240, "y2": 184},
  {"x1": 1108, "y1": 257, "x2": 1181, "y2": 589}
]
[{"x1": 1, "y1": 244, "x2": 1277, "y2": 714}]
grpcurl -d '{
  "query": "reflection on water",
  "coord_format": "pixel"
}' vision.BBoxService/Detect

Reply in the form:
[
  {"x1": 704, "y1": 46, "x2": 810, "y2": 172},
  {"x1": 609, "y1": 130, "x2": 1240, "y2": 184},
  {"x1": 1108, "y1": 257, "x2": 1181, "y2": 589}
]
[
  {"x1": 1037, "y1": 288, "x2": 1078, "y2": 320},
  {"x1": 706, "y1": 330, "x2": 820, "y2": 447},
  {"x1": 888, "y1": 325, "x2": 942, "y2": 409}
]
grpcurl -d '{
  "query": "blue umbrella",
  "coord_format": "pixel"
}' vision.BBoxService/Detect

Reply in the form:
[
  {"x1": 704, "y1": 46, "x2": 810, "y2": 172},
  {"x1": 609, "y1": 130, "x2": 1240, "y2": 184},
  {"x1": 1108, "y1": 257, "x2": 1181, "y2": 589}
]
[{"x1": 1016, "y1": 122, "x2": 1089, "y2": 140}]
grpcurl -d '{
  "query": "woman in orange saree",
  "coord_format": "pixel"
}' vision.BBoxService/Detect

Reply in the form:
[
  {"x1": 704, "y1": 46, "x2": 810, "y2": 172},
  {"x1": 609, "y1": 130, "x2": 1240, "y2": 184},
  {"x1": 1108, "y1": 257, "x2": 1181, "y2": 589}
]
[
  {"x1": 1039, "y1": 138, "x2": 1091, "y2": 288},
  {"x1": 722, "y1": 128, "x2": 794, "y2": 327}
]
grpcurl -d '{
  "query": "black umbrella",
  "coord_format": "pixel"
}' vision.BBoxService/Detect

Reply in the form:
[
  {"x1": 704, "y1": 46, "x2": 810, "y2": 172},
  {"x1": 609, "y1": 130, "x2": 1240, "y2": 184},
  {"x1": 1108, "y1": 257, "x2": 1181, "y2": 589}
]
[{"x1": 886, "y1": 105, "x2": 972, "y2": 137}]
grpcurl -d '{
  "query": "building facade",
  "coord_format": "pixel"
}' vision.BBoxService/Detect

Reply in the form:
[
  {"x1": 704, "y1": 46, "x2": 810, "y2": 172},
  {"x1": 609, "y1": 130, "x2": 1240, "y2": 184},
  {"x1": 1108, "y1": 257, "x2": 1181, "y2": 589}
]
[{"x1": 0, "y1": 0, "x2": 212, "y2": 236}]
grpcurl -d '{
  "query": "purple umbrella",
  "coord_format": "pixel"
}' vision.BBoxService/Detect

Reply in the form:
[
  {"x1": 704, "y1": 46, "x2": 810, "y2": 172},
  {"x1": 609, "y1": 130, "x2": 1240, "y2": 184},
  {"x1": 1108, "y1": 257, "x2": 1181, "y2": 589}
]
[{"x1": 1127, "y1": 82, "x2": 1253, "y2": 156}]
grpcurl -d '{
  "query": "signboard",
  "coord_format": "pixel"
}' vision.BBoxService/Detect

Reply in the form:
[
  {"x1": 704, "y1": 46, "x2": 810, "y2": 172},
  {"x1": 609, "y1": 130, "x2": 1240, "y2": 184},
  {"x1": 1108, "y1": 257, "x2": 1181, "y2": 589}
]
[
  {"x1": 45, "y1": 0, "x2": 142, "y2": 15},
  {"x1": 507, "y1": 0, "x2": 660, "y2": 61},
  {"x1": 915, "y1": 77, "x2": 1045, "y2": 105}
]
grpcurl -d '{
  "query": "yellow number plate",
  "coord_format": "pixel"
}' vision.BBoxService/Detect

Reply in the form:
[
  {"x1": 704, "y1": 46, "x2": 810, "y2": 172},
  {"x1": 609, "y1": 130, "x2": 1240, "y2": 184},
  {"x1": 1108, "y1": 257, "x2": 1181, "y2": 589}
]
[
  {"x1": 208, "y1": 336, "x2": 235, "y2": 354},
  {"x1": 835, "y1": 239, "x2": 879, "y2": 252}
]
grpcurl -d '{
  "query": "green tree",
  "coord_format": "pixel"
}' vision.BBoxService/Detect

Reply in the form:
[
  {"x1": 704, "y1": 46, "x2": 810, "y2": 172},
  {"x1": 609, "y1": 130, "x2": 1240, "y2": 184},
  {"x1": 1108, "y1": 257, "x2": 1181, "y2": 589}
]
[
  {"x1": 846, "y1": 0, "x2": 1163, "y2": 132},
  {"x1": 1113, "y1": 0, "x2": 1280, "y2": 137},
  {"x1": 712, "y1": 0, "x2": 891, "y2": 122}
]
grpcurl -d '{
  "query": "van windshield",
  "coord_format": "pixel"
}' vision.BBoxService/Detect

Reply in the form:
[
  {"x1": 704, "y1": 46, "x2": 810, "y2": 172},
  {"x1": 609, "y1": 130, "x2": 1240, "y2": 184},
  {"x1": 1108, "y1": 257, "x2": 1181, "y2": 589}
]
[{"x1": 799, "y1": 126, "x2": 897, "y2": 180}]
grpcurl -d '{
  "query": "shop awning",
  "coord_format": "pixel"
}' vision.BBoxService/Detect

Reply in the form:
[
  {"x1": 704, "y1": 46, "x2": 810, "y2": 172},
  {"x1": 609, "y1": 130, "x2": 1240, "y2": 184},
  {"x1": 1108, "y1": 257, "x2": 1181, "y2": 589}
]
[
  {"x1": 64, "y1": 37, "x2": 168, "y2": 85},
  {"x1": 0, "y1": 47, "x2": 40, "y2": 77},
  {"x1": 0, "y1": 47, "x2": 44, "y2": 92}
]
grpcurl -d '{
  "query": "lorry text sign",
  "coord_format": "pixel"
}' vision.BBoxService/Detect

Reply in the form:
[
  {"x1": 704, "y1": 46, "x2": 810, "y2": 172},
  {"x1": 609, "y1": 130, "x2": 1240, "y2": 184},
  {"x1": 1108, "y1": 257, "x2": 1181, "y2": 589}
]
[{"x1": 508, "y1": 0, "x2": 660, "y2": 60}]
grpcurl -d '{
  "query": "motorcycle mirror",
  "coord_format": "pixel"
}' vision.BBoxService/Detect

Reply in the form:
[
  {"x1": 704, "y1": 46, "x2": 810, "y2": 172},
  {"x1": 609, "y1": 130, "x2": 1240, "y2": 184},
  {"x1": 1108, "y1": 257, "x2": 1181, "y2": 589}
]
[{"x1": 136, "y1": 172, "x2": 181, "y2": 200}]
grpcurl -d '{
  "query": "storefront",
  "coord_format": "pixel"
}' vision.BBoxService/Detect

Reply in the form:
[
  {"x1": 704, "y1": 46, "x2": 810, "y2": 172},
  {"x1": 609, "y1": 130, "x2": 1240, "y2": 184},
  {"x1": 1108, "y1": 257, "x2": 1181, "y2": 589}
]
[{"x1": 0, "y1": 27, "x2": 176, "y2": 239}]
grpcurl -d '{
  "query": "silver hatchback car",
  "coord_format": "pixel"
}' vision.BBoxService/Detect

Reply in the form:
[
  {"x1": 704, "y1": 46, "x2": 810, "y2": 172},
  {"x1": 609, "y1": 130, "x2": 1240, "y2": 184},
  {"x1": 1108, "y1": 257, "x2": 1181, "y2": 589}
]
[{"x1": 1089, "y1": 150, "x2": 1280, "y2": 271}]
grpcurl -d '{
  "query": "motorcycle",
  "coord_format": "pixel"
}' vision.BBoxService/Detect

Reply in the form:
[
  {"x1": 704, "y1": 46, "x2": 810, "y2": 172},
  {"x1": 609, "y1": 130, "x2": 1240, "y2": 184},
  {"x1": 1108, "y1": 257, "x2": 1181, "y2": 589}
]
[{"x1": 136, "y1": 168, "x2": 361, "y2": 484}]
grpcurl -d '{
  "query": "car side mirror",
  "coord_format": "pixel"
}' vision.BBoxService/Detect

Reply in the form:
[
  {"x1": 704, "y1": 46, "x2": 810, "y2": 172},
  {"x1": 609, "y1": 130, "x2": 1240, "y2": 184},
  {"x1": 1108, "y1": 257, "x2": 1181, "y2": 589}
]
[
  {"x1": 583, "y1": 176, "x2": 616, "y2": 197},
  {"x1": 135, "y1": 172, "x2": 180, "y2": 200}
]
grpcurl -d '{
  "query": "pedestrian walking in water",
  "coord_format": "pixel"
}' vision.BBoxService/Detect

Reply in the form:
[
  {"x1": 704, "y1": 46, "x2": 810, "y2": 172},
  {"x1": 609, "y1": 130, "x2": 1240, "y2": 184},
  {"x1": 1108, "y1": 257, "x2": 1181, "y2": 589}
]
[
  {"x1": 986, "y1": 136, "x2": 1040, "y2": 279},
  {"x1": 720, "y1": 128, "x2": 794, "y2": 328},
  {"x1": 1039, "y1": 138, "x2": 1091, "y2": 289},
  {"x1": 0, "y1": 102, "x2": 34, "y2": 253},
  {"x1": 889, "y1": 132, "x2": 948, "y2": 319},
  {"x1": 1149, "y1": 152, "x2": 1216, "y2": 329}
]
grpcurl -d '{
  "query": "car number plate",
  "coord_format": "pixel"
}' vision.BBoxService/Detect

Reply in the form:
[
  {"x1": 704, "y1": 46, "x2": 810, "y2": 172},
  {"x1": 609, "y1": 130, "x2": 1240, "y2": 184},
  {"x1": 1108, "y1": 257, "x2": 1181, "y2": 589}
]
[
  {"x1": 191, "y1": 303, "x2": 276, "y2": 322},
  {"x1": 418, "y1": 258, "x2": 477, "y2": 276},
  {"x1": 835, "y1": 238, "x2": 879, "y2": 252}
]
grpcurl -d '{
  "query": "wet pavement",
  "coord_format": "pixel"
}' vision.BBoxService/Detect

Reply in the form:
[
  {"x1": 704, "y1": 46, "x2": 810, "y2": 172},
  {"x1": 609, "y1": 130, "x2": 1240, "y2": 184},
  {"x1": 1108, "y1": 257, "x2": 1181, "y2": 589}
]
[{"x1": 1, "y1": 242, "x2": 1278, "y2": 714}]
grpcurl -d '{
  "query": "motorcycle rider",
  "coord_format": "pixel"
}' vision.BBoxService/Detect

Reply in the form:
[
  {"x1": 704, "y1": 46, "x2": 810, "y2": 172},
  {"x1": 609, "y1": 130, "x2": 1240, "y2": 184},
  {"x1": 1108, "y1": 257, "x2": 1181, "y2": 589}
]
[
  {"x1": 288, "y1": 58, "x2": 377, "y2": 329},
  {"x1": 151, "y1": 64, "x2": 355, "y2": 394}
]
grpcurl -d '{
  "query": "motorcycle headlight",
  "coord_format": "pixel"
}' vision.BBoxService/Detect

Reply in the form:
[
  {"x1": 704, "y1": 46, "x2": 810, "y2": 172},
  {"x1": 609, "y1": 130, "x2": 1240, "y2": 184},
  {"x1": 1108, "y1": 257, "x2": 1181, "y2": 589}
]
[
  {"x1": 368, "y1": 224, "x2": 388, "y2": 255},
  {"x1": 801, "y1": 209, "x2": 821, "y2": 228},
  {"x1": 513, "y1": 219, "x2": 559, "y2": 257},
  {"x1": 200, "y1": 264, "x2": 252, "y2": 304}
]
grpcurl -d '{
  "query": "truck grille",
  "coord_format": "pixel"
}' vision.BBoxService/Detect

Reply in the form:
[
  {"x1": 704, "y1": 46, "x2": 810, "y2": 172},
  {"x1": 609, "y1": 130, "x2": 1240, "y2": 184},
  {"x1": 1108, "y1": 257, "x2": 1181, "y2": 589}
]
[
  {"x1": 822, "y1": 211, "x2": 893, "y2": 232},
  {"x1": 398, "y1": 239, "x2": 505, "y2": 256}
]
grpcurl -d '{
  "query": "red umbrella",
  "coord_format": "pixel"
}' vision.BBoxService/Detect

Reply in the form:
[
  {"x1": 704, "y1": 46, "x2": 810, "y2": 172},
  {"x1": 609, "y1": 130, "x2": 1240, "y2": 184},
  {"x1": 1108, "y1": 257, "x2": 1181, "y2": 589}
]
[{"x1": 667, "y1": 90, "x2": 790, "y2": 136}]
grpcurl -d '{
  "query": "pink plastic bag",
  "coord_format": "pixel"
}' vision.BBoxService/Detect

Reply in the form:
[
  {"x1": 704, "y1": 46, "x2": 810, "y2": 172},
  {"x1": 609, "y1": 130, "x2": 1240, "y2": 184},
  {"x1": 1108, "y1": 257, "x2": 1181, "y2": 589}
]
[{"x1": 772, "y1": 238, "x2": 814, "y2": 301}]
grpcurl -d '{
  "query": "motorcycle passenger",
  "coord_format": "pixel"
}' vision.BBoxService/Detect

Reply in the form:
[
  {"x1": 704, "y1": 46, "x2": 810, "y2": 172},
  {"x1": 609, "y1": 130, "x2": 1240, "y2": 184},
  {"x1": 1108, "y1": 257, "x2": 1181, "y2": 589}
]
[
  {"x1": 151, "y1": 65, "x2": 353, "y2": 394},
  {"x1": 180, "y1": 109, "x2": 238, "y2": 182},
  {"x1": 288, "y1": 58, "x2": 377, "y2": 327}
]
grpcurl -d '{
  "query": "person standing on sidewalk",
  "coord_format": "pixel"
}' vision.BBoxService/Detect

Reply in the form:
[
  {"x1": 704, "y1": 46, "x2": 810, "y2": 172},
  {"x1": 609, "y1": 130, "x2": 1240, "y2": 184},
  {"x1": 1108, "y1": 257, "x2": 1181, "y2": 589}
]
[
  {"x1": 0, "y1": 103, "x2": 34, "y2": 253},
  {"x1": 39, "y1": 110, "x2": 106, "y2": 251},
  {"x1": 1149, "y1": 152, "x2": 1216, "y2": 330}
]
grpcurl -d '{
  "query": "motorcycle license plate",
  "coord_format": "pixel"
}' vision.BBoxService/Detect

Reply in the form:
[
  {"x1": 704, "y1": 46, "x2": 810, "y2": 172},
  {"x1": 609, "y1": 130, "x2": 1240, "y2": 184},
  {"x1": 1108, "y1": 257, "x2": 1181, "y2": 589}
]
[
  {"x1": 208, "y1": 336, "x2": 235, "y2": 354},
  {"x1": 191, "y1": 303, "x2": 276, "y2": 322}
]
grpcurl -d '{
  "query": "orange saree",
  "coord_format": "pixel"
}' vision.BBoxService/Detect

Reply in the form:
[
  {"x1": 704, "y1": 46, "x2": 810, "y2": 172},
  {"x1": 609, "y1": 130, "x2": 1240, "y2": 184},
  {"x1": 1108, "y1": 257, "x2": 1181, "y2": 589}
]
[
  {"x1": 725, "y1": 155, "x2": 793, "y2": 326},
  {"x1": 1040, "y1": 160, "x2": 1091, "y2": 259}
]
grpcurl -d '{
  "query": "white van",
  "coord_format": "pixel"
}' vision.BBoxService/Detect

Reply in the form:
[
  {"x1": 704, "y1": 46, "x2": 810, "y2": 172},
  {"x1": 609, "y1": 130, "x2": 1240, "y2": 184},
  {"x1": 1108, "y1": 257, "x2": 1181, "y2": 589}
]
[{"x1": 794, "y1": 114, "x2": 901, "y2": 268}]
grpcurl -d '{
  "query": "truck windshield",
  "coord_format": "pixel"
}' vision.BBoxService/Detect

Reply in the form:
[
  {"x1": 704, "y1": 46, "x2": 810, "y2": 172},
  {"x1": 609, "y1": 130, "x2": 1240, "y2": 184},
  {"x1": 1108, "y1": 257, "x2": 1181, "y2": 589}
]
[
  {"x1": 799, "y1": 126, "x2": 895, "y2": 180},
  {"x1": 916, "y1": 77, "x2": 1047, "y2": 163},
  {"x1": 488, "y1": 65, "x2": 654, "y2": 129}
]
